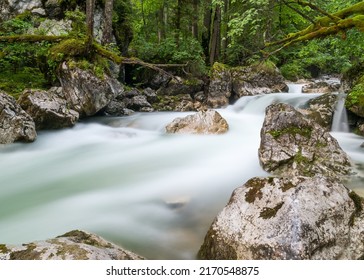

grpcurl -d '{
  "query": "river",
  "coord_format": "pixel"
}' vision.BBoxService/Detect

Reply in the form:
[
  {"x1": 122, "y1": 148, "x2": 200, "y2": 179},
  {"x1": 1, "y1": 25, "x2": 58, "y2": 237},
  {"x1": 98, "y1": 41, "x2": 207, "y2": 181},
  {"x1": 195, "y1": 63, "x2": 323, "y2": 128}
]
[{"x1": 0, "y1": 87, "x2": 363, "y2": 259}]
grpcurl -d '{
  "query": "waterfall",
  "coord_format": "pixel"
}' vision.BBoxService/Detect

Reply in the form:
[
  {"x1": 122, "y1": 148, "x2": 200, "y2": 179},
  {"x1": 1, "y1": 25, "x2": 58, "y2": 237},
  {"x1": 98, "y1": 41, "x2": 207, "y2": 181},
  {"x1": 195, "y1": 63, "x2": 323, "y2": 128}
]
[
  {"x1": 287, "y1": 83, "x2": 305, "y2": 94},
  {"x1": 331, "y1": 93, "x2": 349, "y2": 132}
]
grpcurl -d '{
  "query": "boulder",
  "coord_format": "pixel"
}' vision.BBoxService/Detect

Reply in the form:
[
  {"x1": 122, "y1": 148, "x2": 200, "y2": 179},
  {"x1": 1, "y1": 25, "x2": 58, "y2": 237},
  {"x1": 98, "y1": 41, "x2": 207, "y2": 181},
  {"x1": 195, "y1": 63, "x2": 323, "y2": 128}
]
[
  {"x1": 17, "y1": 88, "x2": 79, "y2": 130},
  {"x1": 207, "y1": 63, "x2": 232, "y2": 108},
  {"x1": 156, "y1": 77, "x2": 204, "y2": 96},
  {"x1": 231, "y1": 64, "x2": 288, "y2": 98},
  {"x1": 165, "y1": 109, "x2": 228, "y2": 134},
  {"x1": 0, "y1": 91, "x2": 37, "y2": 144},
  {"x1": 0, "y1": 230, "x2": 144, "y2": 260},
  {"x1": 0, "y1": 0, "x2": 43, "y2": 21},
  {"x1": 302, "y1": 80, "x2": 340, "y2": 93},
  {"x1": 300, "y1": 93, "x2": 337, "y2": 129},
  {"x1": 258, "y1": 103, "x2": 351, "y2": 177},
  {"x1": 198, "y1": 176, "x2": 364, "y2": 260},
  {"x1": 58, "y1": 62, "x2": 123, "y2": 117}
]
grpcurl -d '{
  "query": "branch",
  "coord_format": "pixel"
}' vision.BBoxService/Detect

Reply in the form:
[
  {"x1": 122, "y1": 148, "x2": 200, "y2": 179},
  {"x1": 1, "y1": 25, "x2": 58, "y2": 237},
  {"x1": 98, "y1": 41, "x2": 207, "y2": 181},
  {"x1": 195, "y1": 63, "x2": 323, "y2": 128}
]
[
  {"x1": 295, "y1": 0, "x2": 340, "y2": 22},
  {"x1": 282, "y1": 0, "x2": 315, "y2": 24}
]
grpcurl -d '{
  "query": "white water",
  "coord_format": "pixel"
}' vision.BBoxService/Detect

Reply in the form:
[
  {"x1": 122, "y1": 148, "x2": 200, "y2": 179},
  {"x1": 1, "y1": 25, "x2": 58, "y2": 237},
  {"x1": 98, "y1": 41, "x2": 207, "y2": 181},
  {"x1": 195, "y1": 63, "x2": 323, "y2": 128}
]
[
  {"x1": 331, "y1": 93, "x2": 350, "y2": 132},
  {"x1": 1, "y1": 90, "x2": 363, "y2": 259}
]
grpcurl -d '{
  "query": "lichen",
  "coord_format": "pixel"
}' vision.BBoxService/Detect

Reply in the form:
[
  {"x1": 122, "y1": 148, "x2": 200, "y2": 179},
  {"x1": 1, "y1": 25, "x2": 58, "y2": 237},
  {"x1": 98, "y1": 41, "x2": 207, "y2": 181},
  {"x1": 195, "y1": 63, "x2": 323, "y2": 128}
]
[
  {"x1": 245, "y1": 178, "x2": 266, "y2": 203},
  {"x1": 9, "y1": 243, "x2": 43, "y2": 260},
  {"x1": 348, "y1": 190, "x2": 363, "y2": 227},
  {"x1": 268, "y1": 126, "x2": 312, "y2": 139},
  {"x1": 0, "y1": 244, "x2": 9, "y2": 254},
  {"x1": 259, "y1": 202, "x2": 284, "y2": 219}
]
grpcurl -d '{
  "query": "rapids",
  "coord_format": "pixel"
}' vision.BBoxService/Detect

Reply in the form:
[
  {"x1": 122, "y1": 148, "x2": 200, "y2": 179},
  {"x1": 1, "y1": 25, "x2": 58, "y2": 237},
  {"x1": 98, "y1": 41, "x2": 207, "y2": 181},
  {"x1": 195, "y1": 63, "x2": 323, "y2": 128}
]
[{"x1": 0, "y1": 87, "x2": 363, "y2": 259}]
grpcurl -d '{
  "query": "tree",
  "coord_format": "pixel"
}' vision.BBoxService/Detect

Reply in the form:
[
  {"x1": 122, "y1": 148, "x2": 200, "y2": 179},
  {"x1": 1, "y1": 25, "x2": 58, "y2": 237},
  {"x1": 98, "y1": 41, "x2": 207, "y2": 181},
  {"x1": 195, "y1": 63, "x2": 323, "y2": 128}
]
[{"x1": 102, "y1": 0, "x2": 115, "y2": 45}]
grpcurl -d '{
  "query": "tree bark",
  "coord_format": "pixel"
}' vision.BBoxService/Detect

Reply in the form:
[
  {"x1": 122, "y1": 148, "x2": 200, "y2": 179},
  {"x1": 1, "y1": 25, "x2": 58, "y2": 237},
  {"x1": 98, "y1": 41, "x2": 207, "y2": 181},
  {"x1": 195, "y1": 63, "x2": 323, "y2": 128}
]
[
  {"x1": 192, "y1": 0, "x2": 199, "y2": 39},
  {"x1": 209, "y1": 5, "x2": 221, "y2": 65},
  {"x1": 102, "y1": 0, "x2": 114, "y2": 45},
  {"x1": 202, "y1": 1, "x2": 212, "y2": 61},
  {"x1": 86, "y1": 0, "x2": 96, "y2": 52}
]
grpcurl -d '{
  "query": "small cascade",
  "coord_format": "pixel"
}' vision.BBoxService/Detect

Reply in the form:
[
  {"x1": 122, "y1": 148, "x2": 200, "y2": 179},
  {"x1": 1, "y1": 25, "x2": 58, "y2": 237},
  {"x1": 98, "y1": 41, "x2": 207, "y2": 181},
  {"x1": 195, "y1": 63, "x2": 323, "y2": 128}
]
[
  {"x1": 287, "y1": 83, "x2": 305, "y2": 94},
  {"x1": 331, "y1": 93, "x2": 349, "y2": 132}
]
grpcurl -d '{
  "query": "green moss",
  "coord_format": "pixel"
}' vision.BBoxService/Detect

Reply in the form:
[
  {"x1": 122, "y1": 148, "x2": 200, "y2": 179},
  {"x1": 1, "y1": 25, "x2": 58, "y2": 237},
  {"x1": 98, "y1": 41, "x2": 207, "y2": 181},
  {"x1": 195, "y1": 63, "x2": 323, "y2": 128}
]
[
  {"x1": 0, "y1": 244, "x2": 9, "y2": 254},
  {"x1": 346, "y1": 77, "x2": 364, "y2": 112},
  {"x1": 57, "y1": 230, "x2": 111, "y2": 248},
  {"x1": 48, "y1": 38, "x2": 87, "y2": 62},
  {"x1": 245, "y1": 178, "x2": 265, "y2": 203},
  {"x1": 294, "y1": 149, "x2": 311, "y2": 164},
  {"x1": 348, "y1": 191, "x2": 363, "y2": 227},
  {"x1": 0, "y1": 67, "x2": 48, "y2": 98},
  {"x1": 259, "y1": 202, "x2": 284, "y2": 219},
  {"x1": 268, "y1": 126, "x2": 312, "y2": 139},
  {"x1": 9, "y1": 243, "x2": 43, "y2": 260}
]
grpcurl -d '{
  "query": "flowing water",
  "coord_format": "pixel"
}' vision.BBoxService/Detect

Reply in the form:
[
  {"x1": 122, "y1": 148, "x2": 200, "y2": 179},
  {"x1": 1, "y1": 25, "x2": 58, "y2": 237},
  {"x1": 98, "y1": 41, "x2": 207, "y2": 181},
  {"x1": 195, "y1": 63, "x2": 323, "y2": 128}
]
[{"x1": 0, "y1": 88, "x2": 363, "y2": 259}]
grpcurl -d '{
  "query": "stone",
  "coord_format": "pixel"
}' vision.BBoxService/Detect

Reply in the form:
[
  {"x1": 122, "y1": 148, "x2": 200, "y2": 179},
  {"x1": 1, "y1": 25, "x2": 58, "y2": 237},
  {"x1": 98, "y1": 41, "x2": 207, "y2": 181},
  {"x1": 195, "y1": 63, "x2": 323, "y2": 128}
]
[
  {"x1": 0, "y1": 0, "x2": 42, "y2": 21},
  {"x1": 231, "y1": 64, "x2": 288, "y2": 98},
  {"x1": 302, "y1": 80, "x2": 340, "y2": 93},
  {"x1": 0, "y1": 91, "x2": 37, "y2": 144},
  {"x1": 0, "y1": 230, "x2": 144, "y2": 260},
  {"x1": 27, "y1": 19, "x2": 72, "y2": 36},
  {"x1": 157, "y1": 77, "x2": 204, "y2": 96},
  {"x1": 207, "y1": 63, "x2": 232, "y2": 108},
  {"x1": 17, "y1": 88, "x2": 79, "y2": 130},
  {"x1": 44, "y1": 0, "x2": 62, "y2": 19},
  {"x1": 58, "y1": 62, "x2": 123, "y2": 117},
  {"x1": 258, "y1": 103, "x2": 351, "y2": 177},
  {"x1": 300, "y1": 93, "x2": 337, "y2": 129},
  {"x1": 198, "y1": 176, "x2": 364, "y2": 260},
  {"x1": 165, "y1": 109, "x2": 228, "y2": 134}
]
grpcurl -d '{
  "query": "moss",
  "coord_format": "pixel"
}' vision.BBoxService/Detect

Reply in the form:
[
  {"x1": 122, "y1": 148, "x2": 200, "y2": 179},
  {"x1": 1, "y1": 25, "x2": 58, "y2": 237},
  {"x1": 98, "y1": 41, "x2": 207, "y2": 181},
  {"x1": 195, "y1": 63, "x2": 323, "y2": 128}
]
[
  {"x1": 57, "y1": 230, "x2": 111, "y2": 248},
  {"x1": 268, "y1": 126, "x2": 312, "y2": 139},
  {"x1": 9, "y1": 243, "x2": 43, "y2": 260},
  {"x1": 48, "y1": 38, "x2": 87, "y2": 62},
  {"x1": 245, "y1": 178, "x2": 266, "y2": 203},
  {"x1": 0, "y1": 244, "x2": 9, "y2": 254},
  {"x1": 294, "y1": 149, "x2": 311, "y2": 164},
  {"x1": 259, "y1": 202, "x2": 284, "y2": 219},
  {"x1": 346, "y1": 77, "x2": 364, "y2": 116},
  {"x1": 348, "y1": 191, "x2": 363, "y2": 227},
  {"x1": 280, "y1": 181, "x2": 295, "y2": 192},
  {"x1": 54, "y1": 242, "x2": 89, "y2": 260}
]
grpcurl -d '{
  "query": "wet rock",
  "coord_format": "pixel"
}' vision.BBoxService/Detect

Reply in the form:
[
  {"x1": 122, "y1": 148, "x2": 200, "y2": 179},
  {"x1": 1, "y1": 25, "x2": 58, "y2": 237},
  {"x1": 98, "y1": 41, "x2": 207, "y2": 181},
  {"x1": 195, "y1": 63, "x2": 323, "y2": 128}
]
[
  {"x1": 302, "y1": 80, "x2": 340, "y2": 93},
  {"x1": 58, "y1": 62, "x2": 123, "y2": 117},
  {"x1": 0, "y1": 230, "x2": 144, "y2": 260},
  {"x1": 17, "y1": 88, "x2": 79, "y2": 130},
  {"x1": 157, "y1": 77, "x2": 204, "y2": 96},
  {"x1": 198, "y1": 176, "x2": 364, "y2": 260},
  {"x1": 165, "y1": 109, "x2": 228, "y2": 134},
  {"x1": 301, "y1": 93, "x2": 337, "y2": 129},
  {"x1": 231, "y1": 64, "x2": 288, "y2": 98},
  {"x1": 207, "y1": 63, "x2": 232, "y2": 108},
  {"x1": 0, "y1": 91, "x2": 37, "y2": 144},
  {"x1": 258, "y1": 103, "x2": 351, "y2": 177},
  {"x1": 143, "y1": 87, "x2": 158, "y2": 103},
  {"x1": 126, "y1": 95, "x2": 152, "y2": 111}
]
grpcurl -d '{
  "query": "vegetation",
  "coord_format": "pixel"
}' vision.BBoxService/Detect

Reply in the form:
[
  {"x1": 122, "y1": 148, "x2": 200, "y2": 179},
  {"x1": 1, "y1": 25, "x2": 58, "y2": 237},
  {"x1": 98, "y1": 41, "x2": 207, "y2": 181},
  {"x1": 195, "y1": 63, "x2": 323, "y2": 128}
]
[{"x1": 1, "y1": 0, "x2": 364, "y2": 98}]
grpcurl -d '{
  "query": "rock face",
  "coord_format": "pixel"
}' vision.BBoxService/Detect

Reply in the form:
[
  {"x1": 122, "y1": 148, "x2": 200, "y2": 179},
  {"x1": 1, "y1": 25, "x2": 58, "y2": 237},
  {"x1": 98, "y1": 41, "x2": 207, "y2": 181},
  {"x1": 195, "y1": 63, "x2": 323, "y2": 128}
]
[
  {"x1": 0, "y1": 230, "x2": 144, "y2": 260},
  {"x1": 0, "y1": 91, "x2": 37, "y2": 144},
  {"x1": 58, "y1": 62, "x2": 123, "y2": 117},
  {"x1": 0, "y1": 0, "x2": 43, "y2": 21},
  {"x1": 165, "y1": 110, "x2": 228, "y2": 134},
  {"x1": 302, "y1": 79, "x2": 340, "y2": 94},
  {"x1": 207, "y1": 63, "x2": 288, "y2": 108},
  {"x1": 301, "y1": 93, "x2": 337, "y2": 129},
  {"x1": 198, "y1": 176, "x2": 364, "y2": 260},
  {"x1": 17, "y1": 88, "x2": 79, "y2": 130},
  {"x1": 258, "y1": 103, "x2": 351, "y2": 177}
]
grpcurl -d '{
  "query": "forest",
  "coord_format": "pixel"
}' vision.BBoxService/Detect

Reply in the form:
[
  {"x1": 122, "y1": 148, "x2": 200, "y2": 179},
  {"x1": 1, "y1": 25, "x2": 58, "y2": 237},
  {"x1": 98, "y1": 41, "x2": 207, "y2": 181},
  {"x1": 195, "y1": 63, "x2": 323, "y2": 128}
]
[{"x1": 1, "y1": 0, "x2": 364, "y2": 96}]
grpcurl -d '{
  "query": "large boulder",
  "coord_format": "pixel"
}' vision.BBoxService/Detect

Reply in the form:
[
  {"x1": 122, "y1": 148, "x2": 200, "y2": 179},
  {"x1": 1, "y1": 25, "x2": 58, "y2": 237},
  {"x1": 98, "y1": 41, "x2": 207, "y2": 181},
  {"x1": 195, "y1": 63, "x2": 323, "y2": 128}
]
[
  {"x1": 258, "y1": 103, "x2": 351, "y2": 177},
  {"x1": 0, "y1": 91, "x2": 37, "y2": 144},
  {"x1": 0, "y1": 230, "x2": 144, "y2": 260},
  {"x1": 300, "y1": 93, "x2": 337, "y2": 130},
  {"x1": 198, "y1": 176, "x2": 364, "y2": 260},
  {"x1": 231, "y1": 64, "x2": 288, "y2": 98},
  {"x1": 17, "y1": 88, "x2": 79, "y2": 130},
  {"x1": 0, "y1": 0, "x2": 43, "y2": 21},
  {"x1": 165, "y1": 109, "x2": 228, "y2": 134},
  {"x1": 207, "y1": 63, "x2": 232, "y2": 108},
  {"x1": 58, "y1": 62, "x2": 123, "y2": 117},
  {"x1": 302, "y1": 80, "x2": 340, "y2": 94}
]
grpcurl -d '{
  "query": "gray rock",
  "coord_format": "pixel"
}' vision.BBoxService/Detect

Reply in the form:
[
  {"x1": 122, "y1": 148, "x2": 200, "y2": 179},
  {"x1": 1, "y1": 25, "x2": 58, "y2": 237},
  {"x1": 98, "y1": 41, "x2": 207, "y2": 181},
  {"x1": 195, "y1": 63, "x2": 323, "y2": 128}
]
[
  {"x1": 0, "y1": 230, "x2": 144, "y2": 260},
  {"x1": 258, "y1": 103, "x2": 351, "y2": 177},
  {"x1": 58, "y1": 62, "x2": 123, "y2": 117},
  {"x1": 1, "y1": 0, "x2": 42, "y2": 21},
  {"x1": 157, "y1": 77, "x2": 204, "y2": 96},
  {"x1": 165, "y1": 109, "x2": 228, "y2": 134},
  {"x1": 44, "y1": 0, "x2": 62, "y2": 19},
  {"x1": 300, "y1": 93, "x2": 337, "y2": 129},
  {"x1": 198, "y1": 176, "x2": 364, "y2": 260},
  {"x1": 127, "y1": 95, "x2": 152, "y2": 110},
  {"x1": 143, "y1": 87, "x2": 158, "y2": 103},
  {"x1": 0, "y1": 91, "x2": 37, "y2": 144},
  {"x1": 17, "y1": 88, "x2": 79, "y2": 130},
  {"x1": 207, "y1": 64, "x2": 232, "y2": 108},
  {"x1": 27, "y1": 19, "x2": 72, "y2": 36},
  {"x1": 302, "y1": 81, "x2": 340, "y2": 93}
]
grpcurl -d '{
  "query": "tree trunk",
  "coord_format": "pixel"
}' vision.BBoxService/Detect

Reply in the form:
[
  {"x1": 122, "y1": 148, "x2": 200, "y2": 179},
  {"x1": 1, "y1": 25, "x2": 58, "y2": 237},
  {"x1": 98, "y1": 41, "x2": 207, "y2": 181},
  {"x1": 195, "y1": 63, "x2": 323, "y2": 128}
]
[
  {"x1": 175, "y1": 0, "x2": 182, "y2": 48},
  {"x1": 221, "y1": 0, "x2": 230, "y2": 62},
  {"x1": 102, "y1": 0, "x2": 114, "y2": 45},
  {"x1": 209, "y1": 5, "x2": 221, "y2": 65},
  {"x1": 86, "y1": 0, "x2": 96, "y2": 52},
  {"x1": 202, "y1": 1, "x2": 212, "y2": 60},
  {"x1": 192, "y1": 0, "x2": 199, "y2": 39}
]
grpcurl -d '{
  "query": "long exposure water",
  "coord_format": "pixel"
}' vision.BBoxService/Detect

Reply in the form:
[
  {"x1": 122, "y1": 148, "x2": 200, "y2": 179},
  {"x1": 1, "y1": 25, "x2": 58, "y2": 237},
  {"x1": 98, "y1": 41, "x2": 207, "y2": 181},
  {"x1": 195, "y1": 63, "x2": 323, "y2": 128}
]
[{"x1": 0, "y1": 88, "x2": 363, "y2": 259}]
